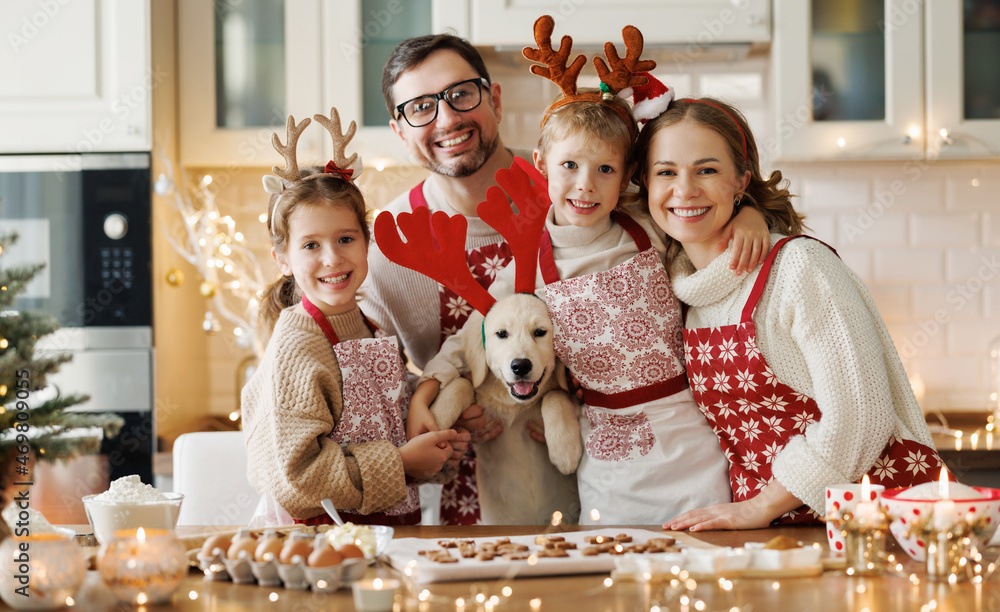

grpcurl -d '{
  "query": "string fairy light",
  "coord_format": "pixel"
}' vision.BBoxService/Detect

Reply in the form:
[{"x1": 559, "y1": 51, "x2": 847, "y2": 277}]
[{"x1": 156, "y1": 152, "x2": 270, "y2": 359}]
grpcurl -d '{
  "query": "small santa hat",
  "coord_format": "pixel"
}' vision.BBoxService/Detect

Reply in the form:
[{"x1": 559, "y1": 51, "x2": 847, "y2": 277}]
[{"x1": 621, "y1": 72, "x2": 674, "y2": 125}]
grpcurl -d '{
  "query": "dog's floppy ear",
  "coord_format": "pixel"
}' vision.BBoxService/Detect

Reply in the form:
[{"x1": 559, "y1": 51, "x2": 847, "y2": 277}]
[{"x1": 463, "y1": 311, "x2": 489, "y2": 388}]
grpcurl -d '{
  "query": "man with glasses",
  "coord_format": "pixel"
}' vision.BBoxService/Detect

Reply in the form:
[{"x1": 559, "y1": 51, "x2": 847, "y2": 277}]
[{"x1": 360, "y1": 34, "x2": 521, "y2": 525}]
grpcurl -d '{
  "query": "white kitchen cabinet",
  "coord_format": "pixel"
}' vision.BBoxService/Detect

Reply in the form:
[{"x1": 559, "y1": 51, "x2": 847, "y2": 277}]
[
  {"x1": 0, "y1": 0, "x2": 151, "y2": 155},
  {"x1": 464, "y1": 0, "x2": 770, "y2": 46},
  {"x1": 180, "y1": 0, "x2": 465, "y2": 168},
  {"x1": 926, "y1": 1, "x2": 1000, "y2": 159},
  {"x1": 771, "y1": 0, "x2": 923, "y2": 161},
  {"x1": 773, "y1": 0, "x2": 1000, "y2": 161}
]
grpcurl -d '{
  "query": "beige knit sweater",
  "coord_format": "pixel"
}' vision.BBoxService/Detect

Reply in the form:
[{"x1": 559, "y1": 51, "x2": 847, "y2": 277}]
[{"x1": 242, "y1": 305, "x2": 407, "y2": 520}]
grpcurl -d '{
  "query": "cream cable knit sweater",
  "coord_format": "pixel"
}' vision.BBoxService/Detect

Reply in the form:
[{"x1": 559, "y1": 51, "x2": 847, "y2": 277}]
[
  {"x1": 669, "y1": 233, "x2": 934, "y2": 513},
  {"x1": 242, "y1": 305, "x2": 407, "y2": 520},
  {"x1": 420, "y1": 204, "x2": 667, "y2": 385}
]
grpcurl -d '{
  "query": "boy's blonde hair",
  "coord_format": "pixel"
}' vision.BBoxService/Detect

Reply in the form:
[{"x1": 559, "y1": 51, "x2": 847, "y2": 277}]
[
  {"x1": 260, "y1": 171, "x2": 371, "y2": 331},
  {"x1": 536, "y1": 90, "x2": 637, "y2": 169}
]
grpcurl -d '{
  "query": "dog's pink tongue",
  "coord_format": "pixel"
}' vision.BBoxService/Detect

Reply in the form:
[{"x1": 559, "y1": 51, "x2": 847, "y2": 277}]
[{"x1": 513, "y1": 382, "x2": 534, "y2": 396}]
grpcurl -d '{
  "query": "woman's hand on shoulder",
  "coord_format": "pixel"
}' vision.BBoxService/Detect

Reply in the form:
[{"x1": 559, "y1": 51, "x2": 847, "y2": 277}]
[{"x1": 719, "y1": 206, "x2": 770, "y2": 275}]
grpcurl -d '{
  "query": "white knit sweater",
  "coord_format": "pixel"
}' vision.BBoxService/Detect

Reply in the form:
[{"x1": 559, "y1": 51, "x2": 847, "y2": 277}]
[{"x1": 669, "y1": 233, "x2": 934, "y2": 512}]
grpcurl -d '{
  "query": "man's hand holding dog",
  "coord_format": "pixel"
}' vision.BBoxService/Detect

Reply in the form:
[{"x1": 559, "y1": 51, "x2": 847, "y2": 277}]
[{"x1": 453, "y1": 403, "x2": 503, "y2": 444}]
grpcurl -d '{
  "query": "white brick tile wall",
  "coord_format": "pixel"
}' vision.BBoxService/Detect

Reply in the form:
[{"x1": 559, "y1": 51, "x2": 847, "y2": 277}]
[
  {"x1": 798, "y1": 176, "x2": 871, "y2": 212},
  {"x1": 875, "y1": 173, "x2": 946, "y2": 212},
  {"x1": 984, "y1": 212, "x2": 1000, "y2": 249},
  {"x1": 947, "y1": 172, "x2": 1000, "y2": 211},
  {"x1": 985, "y1": 286, "x2": 1000, "y2": 320},
  {"x1": 887, "y1": 322, "x2": 948, "y2": 361},
  {"x1": 868, "y1": 286, "x2": 911, "y2": 322},
  {"x1": 873, "y1": 250, "x2": 944, "y2": 284},
  {"x1": 948, "y1": 322, "x2": 1000, "y2": 357},
  {"x1": 910, "y1": 356, "x2": 982, "y2": 391},
  {"x1": 911, "y1": 213, "x2": 980, "y2": 248},
  {"x1": 944, "y1": 249, "x2": 1000, "y2": 285},
  {"x1": 838, "y1": 250, "x2": 872, "y2": 283},
  {"x1": 803, "y1": 213, "x2": 837, "y2": 244},
  {"x1": 913, "y1": 286, "x2": 982, "y2": 322},
  {"x1": 838, "y1": 212, "x2": 907, "y2": 247}
]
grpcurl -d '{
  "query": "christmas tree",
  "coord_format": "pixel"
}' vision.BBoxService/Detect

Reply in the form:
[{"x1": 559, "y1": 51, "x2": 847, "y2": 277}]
[{"x1": 0, "y1": 231, "x2": 123, "y2": 540}]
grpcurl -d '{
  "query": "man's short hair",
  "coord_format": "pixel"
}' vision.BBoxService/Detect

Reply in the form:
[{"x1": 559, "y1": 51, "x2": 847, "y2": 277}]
[{"x1": 382, "y1": 34, "x2": 492, "y2": 118}]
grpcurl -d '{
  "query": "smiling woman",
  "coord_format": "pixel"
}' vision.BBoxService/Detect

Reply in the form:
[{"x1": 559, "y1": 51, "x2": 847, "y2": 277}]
[{"x1": 632, "y1": 97, "x2": 945, "y2": 532}]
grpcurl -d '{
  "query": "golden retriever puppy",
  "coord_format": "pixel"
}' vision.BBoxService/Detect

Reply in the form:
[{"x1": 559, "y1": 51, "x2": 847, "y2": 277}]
[{"x1": 431, "y1": 293, "x2": 582, "y2": 525}]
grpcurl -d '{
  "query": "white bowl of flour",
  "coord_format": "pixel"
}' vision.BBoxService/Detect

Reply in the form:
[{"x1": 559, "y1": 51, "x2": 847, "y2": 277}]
[{"x1": 83, "y1": 475, "x2": 183, "y2": 544}]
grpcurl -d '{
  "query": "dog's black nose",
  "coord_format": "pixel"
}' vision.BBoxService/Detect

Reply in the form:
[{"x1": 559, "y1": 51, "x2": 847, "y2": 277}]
[{"x1": 510, "y1": 358, "x2": 532, "y2": 377}]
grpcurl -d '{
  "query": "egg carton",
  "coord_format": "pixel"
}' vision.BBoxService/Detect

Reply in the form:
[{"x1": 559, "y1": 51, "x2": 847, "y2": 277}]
[{"x1": 197, "y1": 548, "x2": 367, "y2": 591}]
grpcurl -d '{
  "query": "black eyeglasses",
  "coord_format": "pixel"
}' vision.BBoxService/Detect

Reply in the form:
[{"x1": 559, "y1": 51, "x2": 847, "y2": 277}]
[{"x1": 394, "y1": 78, "x2": 490, "y2": 128}]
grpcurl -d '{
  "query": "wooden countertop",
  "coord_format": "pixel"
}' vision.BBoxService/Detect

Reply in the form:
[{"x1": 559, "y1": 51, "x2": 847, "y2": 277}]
[{"x1": 25, "y1": 524, "x2": 997, "y2": 612}]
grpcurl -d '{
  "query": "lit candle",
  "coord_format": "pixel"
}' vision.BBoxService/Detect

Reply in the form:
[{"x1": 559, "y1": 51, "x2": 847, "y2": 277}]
[
  {"x1": 934, "y1": 468, "x2": 957, "y2": 531},
  {"x1": 98, "y1": 527, "x2": 187, "y2": 605},
  {"x1": 352, "y1": 577, "x2": 400, "y2": 612},
  {"x1": 853, "y1": 475, "x2": 877, "y2": 526}
]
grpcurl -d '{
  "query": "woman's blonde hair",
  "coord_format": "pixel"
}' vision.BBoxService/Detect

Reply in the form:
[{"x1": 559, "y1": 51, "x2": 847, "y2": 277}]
[
  {"x1": 537, "y1": 90, "x2": 638, "y2": 172},
  {"x1": 633, "y1": 97, "x2": 806, "y2": 237},
  {"x1": 260, "y1": 170, "x2": 371, "y2": 331}
]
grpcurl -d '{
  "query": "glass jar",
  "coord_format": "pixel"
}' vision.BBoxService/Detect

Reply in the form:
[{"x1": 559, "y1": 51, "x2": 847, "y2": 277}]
[
  {"x1": 98, "y1": 527, "x2": 187, "y2": 605},
  {"x1": 0, "y1": 532, "x2": 86, "y2": 610}
]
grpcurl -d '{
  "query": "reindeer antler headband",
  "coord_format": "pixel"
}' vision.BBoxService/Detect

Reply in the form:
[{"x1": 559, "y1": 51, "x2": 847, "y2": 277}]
[
  {"x1": 373, "y1": 158, "x2": 551, "y2": 316},
  {"x1": 262, "y1": 107, "x2": 365, "y2": 194},
  {"x1": 523, "y1": 15, "x2": 655, "y2": 138}
]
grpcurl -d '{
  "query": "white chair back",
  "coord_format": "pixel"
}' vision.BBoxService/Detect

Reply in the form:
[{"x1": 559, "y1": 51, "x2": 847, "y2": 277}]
[{"x1": 172, "y1": 431, "x2": 258, "y2": 526}]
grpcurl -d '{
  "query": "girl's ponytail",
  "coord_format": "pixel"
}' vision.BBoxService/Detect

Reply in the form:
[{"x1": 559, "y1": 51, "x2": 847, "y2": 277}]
[{"x1": 260, "y1": 274, "x2": 298, "y2": 332}]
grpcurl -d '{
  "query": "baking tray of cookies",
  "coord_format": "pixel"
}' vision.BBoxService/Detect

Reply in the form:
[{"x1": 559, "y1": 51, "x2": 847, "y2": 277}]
[{"x1": 384, "y1": 528, "x2": 712, "y2": 583}]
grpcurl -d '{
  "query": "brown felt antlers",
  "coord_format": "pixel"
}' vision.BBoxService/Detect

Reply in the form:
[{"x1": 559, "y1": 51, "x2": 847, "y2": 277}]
[
  {"x1": 522, "y1": 15, "x2": 586, "y2": 98},
  {"x1": 522, "y1": 15, "x2": 656, "y2": 135},
  {"x1": 593, "y1": 26, "x2": 655, "y2": 97}
]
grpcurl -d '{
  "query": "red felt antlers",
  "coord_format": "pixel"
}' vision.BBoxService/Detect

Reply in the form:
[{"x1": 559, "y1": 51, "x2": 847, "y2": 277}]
[{"x1": 374, "y1": 159, "x2": 551, "y2": 315}]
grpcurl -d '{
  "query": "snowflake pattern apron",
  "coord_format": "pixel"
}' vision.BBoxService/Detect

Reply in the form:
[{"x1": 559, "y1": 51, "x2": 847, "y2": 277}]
[
  {"x1": 295, "y1": 296, "x2": 421, "y2": 526},
  {"x1": 682, "y1": 235, "x2": 944, "y2": 525},
  {"x1": 410, "y1": 182, "x2": 512, "y2": 525},
  {"x1": 540, "y1": 212, "x2": 731, "y2": 524}
]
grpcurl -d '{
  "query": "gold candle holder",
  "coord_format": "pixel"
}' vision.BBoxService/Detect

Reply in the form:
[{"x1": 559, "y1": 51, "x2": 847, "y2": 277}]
[
  {"x1": 98, "y1": 527, "x2": 188, "y2": 605},
  {"x1": 828, "y1": 503, "x2": 889, "y2": 576},
  {"x1": 925, "y1": 529, "x2": 970, "y2": 582}
]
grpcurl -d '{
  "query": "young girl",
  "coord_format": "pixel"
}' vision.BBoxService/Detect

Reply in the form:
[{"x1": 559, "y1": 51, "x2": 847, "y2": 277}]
[
  {"x1": 242, "y1": 111, "x2": 468, "y2": 525},
  {"x1": 630, "y1": 97, "x2": 945, "y2": 530},
  {"x1": 409, "y1": 17, "x2": 772, "y2": 524}
]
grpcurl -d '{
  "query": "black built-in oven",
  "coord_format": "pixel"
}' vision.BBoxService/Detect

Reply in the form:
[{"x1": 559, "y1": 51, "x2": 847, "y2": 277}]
[{"x1": 0, "y1": 153, "x2": 154, "y2": 483}]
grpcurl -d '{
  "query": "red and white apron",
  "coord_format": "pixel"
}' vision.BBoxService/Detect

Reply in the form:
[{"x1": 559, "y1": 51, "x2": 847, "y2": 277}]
[
  {"x1": 682, "y1": 235, "x2": 944, "y2": 524},
  {"x1": 541, "y1": 212, "x2": 731, "y2": 524},
  {"x1": 296, "y1": 296, "x2": 421, "y2": 526},
  {"x1": 410, "y1": 182, "x2": 513, "y2": 525}
]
